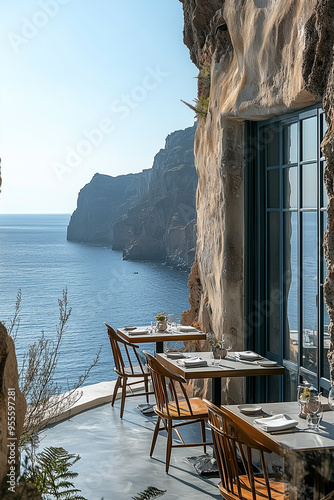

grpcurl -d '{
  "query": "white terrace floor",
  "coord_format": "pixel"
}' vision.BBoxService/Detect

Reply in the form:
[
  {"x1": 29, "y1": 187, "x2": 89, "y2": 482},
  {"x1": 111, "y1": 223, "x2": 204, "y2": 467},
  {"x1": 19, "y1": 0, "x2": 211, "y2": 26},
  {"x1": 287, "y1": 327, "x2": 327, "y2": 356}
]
[{"x1": 41, "y1": 382, "x2": 221, "y2": 500}]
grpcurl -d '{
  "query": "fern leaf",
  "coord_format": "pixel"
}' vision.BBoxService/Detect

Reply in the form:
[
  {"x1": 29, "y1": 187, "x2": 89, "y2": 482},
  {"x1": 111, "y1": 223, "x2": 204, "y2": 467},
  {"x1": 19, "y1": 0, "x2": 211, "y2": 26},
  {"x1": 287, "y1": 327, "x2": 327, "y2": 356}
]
[{"x1": 132, "y1": 486, "x2": 166, "y2": 500}]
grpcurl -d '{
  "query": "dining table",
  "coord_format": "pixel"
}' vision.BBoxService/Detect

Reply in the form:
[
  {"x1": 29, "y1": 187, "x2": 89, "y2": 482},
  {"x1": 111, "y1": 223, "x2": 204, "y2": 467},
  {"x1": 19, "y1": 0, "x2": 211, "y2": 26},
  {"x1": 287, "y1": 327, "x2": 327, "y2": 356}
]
[
  {"x1": 116, "y1": 326, "x2": 207, "y2": 354},
  {"x1": 156, "y1": 351, "x2": 285, "y2": 407},
  {"x1": 224, "y1": 401, "x2": 334, "y2": 499},
  {"x1": 155, "y1": 351, "x2": 284, "y2": 476}
]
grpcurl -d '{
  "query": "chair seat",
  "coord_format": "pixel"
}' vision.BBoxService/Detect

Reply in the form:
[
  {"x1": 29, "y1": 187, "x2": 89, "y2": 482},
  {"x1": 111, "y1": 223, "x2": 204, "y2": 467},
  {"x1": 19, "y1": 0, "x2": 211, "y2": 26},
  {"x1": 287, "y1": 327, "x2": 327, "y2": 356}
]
[
  {"x1": 115, "y1": 365, "x2": 150, "y2": 377},
  {"x1": 154, "y1": 397, "x2": 209, "y2": 419},
  {"x1": 219, "y1": 476, "x2": 284, "y2": 500}
]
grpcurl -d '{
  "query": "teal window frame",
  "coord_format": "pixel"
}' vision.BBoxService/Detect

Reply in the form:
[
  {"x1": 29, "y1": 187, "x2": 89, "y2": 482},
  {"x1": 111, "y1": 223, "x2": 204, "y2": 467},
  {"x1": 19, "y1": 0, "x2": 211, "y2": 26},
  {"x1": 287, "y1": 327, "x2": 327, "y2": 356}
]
[{"x1": 245, "y1": 104, "x2": 329, "y2": 402}]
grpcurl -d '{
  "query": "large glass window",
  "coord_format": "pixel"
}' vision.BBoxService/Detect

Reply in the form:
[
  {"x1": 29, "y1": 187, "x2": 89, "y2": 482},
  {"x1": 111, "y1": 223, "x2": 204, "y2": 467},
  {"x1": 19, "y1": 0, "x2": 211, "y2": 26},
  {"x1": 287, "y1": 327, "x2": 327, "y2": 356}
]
[{"x1": 254, "y1": 106, "x2": 329, "y2": 398}]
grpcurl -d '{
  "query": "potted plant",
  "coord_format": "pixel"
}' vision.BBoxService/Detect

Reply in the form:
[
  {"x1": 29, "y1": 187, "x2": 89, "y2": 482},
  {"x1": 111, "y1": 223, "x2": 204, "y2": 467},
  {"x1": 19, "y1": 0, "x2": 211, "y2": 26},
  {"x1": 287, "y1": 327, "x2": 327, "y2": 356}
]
[
  {"x1": 208, "y1": 335, "x2": 227, "y2": 359},
  {"x1": 156, "y1": 312, "x2": 168, "y2": 332}
]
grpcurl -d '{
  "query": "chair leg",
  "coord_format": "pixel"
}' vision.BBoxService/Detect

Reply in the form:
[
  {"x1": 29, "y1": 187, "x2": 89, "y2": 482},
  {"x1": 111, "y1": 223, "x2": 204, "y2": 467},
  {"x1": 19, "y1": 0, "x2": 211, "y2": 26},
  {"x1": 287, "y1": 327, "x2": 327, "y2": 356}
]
[
  {"x1": 200, "y1": 419, "x2": 207, "y2": 453},
  {"x1": 150, "y1": 416, "x2": 161, "y2": 457},
  {"x1": 166, "y1": 419, "x2": 173, "y2": 474},
  {"x1": 144, "y1": 378, "x2": 149, "y2": 403},
  {"x1": 111, "y1": 377, "x2": 121, "y2": 407},
  {"x1": 120, "y1": 376, "x2": 128, "y2": 419}
]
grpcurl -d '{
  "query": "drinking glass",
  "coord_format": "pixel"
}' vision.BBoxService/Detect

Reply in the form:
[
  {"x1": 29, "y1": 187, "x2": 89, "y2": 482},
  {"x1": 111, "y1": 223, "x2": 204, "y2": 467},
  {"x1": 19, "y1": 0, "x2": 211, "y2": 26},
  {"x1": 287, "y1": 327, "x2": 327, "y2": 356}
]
[
  {"x1": 168, "y1": 314, "x2": 175, "y2": 329},
  {"x1": 222, "y1": 337, "x2": 232, "y2": 357},
  {"x1": 328, "y1": 386, "x2": 334, "y2": 411},
  {"x1": 175, "y1": 318, "x2": 181, "y2": 331},
  {"x1": 306, "y1": 410, "x2": 323, "y2": 432},
  {"x1": 150, "y1": 321, "x2": 156, "y2": 333}
]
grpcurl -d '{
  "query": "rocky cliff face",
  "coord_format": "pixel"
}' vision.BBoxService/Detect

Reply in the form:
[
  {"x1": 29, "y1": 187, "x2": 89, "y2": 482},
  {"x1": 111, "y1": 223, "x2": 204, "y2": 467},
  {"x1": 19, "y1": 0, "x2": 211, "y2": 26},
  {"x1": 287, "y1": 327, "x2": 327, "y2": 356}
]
[
  {"x1": 0, "y1": 324, "x2": 26, "y2": 494},
  {"x1": 179, "y1": 0, "x2": 322, "y2": 404},
  {"x1": 67, "y1": 124, "x2": 198, "y2": 270},
  {"x1": 67, "y1": 172, "x2": 150, "y2": 245},
  {"x1": 113, "y1": 125, "x2": 197, "y2": 268},
  {"x1": 180, "y1": 2, "x2": 334, "y2": 489}
]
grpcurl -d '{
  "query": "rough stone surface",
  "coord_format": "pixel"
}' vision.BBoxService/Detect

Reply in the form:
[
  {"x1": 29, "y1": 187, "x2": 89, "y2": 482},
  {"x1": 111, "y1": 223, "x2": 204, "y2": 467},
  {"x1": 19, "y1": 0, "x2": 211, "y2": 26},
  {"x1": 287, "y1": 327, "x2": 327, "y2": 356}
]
[
  {"x1": 68, "y1": 125, "x2": 198, "y2": 270},
  {"x1": 118, "y1": 125, "x2": 198, "y2": 269},
  {"x1": 0, "y1": 324, "x2": 26, "y2": 492},
  {"x1": 302, "y1": 0, "x2": 334, "y2": 383},
  {"x1": 67, "y1": 172, "x2": 150, "y2": 245},
  {"x1": 180, "y1": 0, "x2": 321, "y2": 405}
]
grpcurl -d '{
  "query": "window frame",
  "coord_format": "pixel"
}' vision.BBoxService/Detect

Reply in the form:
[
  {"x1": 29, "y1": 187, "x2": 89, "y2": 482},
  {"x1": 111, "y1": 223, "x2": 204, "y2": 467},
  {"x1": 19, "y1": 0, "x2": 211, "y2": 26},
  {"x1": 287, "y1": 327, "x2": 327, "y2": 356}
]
[{"x1": 245, "y1": 104, "x2": 329, "y2": 402}]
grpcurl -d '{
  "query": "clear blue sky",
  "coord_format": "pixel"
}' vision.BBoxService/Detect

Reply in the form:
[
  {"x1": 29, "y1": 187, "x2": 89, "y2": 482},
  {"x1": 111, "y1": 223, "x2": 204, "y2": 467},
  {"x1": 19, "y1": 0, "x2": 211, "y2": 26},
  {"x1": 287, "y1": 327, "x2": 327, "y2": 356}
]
[{"x1": 0, "y1": 0, "x2": 197, "y2": 213}]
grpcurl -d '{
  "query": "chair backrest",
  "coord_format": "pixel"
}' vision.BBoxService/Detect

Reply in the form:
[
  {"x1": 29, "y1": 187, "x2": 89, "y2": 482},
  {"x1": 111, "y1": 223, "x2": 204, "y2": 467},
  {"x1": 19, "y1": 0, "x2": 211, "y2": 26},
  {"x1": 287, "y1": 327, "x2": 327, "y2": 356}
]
[
  {"x1": 204, "y1": 399, "x2": 274, "y2": 500},
  {"x1": 104, "y1": 323, "x2": 146, "y2": 376},
  {"x1": 144, "y1": 351, "x2": 194, "y2": 417}
]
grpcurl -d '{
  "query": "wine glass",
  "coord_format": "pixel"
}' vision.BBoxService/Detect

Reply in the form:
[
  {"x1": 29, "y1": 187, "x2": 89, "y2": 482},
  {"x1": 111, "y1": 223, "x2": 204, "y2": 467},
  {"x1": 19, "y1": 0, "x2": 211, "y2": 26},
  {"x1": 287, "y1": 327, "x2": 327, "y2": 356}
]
[
  {"x1": 168, "y1": 314, "x2": 175, "y2": 330},
  {"x1": 328, "y1": 385, "x2": 334, "y2": 411},
  {"x1": 222, "y1": 336, "x2": 232, "y2": 357}
]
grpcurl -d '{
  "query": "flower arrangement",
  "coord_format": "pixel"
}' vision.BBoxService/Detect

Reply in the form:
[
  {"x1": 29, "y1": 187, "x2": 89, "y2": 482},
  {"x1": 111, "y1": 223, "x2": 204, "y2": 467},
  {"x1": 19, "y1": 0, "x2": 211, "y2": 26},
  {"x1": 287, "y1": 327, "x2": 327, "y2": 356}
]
[
  {"x1": 155, "y1": 312, "x2": 168, "y2": 331},
  {"x1": 207, "y1": 332, "x2": 222, "y2": 350}
]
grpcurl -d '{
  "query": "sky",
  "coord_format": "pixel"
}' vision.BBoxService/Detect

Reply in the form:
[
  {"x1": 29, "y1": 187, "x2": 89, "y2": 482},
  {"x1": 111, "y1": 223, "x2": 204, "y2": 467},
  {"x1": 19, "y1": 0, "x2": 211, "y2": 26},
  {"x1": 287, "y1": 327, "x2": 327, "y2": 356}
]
[{"x1": 0, "y1": 0, "x2": 198, "y2": 214}]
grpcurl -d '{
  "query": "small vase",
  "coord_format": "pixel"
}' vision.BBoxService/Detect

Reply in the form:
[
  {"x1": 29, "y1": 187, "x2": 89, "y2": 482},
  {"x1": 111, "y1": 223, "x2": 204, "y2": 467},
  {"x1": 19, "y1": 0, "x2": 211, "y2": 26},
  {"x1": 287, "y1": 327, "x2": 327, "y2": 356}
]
[
  {"x1": 156, "y1": 320, "x2": 167, "y2": 331},
  {"x1": 212, "y1": 347, "x2": 227, "y2": 359}
]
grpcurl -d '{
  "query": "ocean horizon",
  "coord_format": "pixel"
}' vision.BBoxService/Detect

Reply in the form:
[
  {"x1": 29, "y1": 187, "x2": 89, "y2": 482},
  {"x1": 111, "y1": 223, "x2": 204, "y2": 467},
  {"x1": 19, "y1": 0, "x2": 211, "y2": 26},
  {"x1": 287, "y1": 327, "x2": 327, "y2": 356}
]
[{"x1": 0, "y1": 214, "x2": 190, "y2": 388}]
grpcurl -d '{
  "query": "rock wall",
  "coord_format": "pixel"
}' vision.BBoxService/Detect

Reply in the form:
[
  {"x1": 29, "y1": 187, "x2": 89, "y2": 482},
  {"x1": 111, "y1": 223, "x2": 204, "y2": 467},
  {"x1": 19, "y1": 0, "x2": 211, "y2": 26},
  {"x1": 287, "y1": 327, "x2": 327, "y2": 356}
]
[
  {"x1": 180, "y1": 0, "x2": 320, "y2": 403},
  {"x1": 68, "y1": 124, "x2": 198, "y2": 270},
  {"x1": 0, "y1": 324, "x2": 26, "y2": 493},
  {"x1": 67, "y1": 172, "x2": 150, "y2": 245},
  {"x1": 302, "y1": 0, "x2": 334, "y2": 384},
  {"x1": 114, "y1": 125, "x2": 198, "y2": 269}
]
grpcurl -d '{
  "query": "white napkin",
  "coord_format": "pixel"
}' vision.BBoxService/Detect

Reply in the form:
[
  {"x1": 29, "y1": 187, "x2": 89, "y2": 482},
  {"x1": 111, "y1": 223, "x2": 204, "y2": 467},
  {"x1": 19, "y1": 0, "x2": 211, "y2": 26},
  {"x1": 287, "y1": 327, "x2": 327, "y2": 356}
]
[
  {"x1": 178, "y1": 326, "x2": 198, "y2": 332},
  {"x1": 235, "y1": 351, "x2": 263, "y2": 361},
  {"x1": 127, "y1": 329, "x2": 149, "y2": 335},
  {"x1": 254, "y1": 414, "x2": 298, "y2": 432},
  {"x1": 177, "y1": 357, "x2": 207, "y2": 368}
]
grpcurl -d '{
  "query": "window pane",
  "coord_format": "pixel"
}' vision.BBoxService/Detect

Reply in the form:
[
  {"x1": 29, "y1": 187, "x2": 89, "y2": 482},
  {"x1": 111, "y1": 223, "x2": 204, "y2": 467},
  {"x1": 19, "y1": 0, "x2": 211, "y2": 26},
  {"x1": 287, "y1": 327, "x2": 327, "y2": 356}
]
[
  {"x1": 323, "y1": 211, "x2": 330, "y2": 380},
  {"x1": 284, "y1": 212, "x2": 298, "y2": 362},
  {"x1": 322, "y1": 161, "x2": 328, "y2": 208},
  {"x1": 302, "y1": 212, "x2": 318, "y2": 373},
  {"x1": 321, "y1": 113, "x2": 327, "y2": 141},
  {"x1": 267, "y1": 375, "x2": 280, "y2": 403},
  {"x1": 284, "y1": 366, "x2": 298, "y2": 402},
  {"x1": 283, "y1": 167, "x2": 297, "y2": 209},
  {"x1": 266, "y1": 126, "x2": 280, "y2": 167},
  {"x1": 302, "y1": 116, "x2": 317, "y2": 161},
  {"x1": 302, "y1": 163, "x2": 317, "y2": 208},
  {"x1": 267, "y1": 169, "x2": 280, "y2": 208},
  {"x1": 267, "y1": 212, "x2": 280, "y2": 355},
  {"x1": 283, "y1": 123, "x2": 298, "y2": 164}
]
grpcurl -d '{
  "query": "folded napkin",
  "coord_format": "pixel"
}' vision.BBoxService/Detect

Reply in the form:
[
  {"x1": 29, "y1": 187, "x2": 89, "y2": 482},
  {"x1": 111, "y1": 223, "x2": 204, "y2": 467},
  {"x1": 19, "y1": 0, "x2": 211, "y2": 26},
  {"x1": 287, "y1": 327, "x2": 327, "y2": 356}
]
[
  {"x1": 127, "y1": 329, "x2": 149, "y2": 335},
  {"x1": 178, "y1": 326, "x2": 198, "y2": 332},
  {"x1": 166, "y1": 352, "x2": 190, "y2": 359},
  {"x1": 254, "y1": 414, "x2": 298, "y2": 432},
  {"x1": 235, "y1": 351, "x2": 263, "y2": 361},
  {"x1": 177, "y1": 357, "x2": 208, "y2": 368}
]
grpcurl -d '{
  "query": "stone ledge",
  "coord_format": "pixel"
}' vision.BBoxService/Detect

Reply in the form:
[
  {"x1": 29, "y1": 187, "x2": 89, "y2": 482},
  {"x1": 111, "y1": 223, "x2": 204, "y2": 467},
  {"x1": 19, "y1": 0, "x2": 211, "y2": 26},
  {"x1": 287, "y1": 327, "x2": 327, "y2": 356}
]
[{"x1": 47, "y1": 378, "x2": 146, "y2": 425}]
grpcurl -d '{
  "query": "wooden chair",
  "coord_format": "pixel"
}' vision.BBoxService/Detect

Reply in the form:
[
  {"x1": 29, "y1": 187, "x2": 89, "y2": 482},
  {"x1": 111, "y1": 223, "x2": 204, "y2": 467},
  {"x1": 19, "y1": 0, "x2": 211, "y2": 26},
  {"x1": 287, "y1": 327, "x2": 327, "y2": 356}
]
[
  {"x1": 104, "y1": 323, "x2": 154, "y2": 418},
  {"x1": 204, "y1": 399, "x2": 284, "y2": 500},
  {"x1": 144, "y1": 351, "x2": 212, "y2": 473}
]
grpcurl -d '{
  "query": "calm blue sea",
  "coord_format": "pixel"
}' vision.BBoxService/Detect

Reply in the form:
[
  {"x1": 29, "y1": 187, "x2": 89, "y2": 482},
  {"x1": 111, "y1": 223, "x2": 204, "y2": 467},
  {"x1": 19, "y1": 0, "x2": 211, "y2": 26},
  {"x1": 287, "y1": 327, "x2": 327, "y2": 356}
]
[{"x1": 0, "y1": 214, "x2": 190, "y2": 387}]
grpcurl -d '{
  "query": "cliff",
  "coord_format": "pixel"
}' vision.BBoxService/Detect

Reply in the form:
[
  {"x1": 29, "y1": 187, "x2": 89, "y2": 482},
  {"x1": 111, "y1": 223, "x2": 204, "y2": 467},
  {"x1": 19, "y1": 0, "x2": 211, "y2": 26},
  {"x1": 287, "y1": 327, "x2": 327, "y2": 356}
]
[
  {"x1": 67, "y1": 124, "x2": 197, "y2": 269},
  {"x1": 179, "y1": 0, "x2": 324, "y2": 404},
  {"x1": 67, "y1": 172, "x2": 150, "y2": 245}
]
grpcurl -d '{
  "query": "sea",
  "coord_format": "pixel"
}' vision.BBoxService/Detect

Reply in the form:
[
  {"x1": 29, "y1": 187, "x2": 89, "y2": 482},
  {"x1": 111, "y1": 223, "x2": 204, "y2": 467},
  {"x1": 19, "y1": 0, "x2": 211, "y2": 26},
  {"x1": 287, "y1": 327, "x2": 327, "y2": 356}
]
[{"x1": 0, "y1": 214, "x2": 190, "y2": 388}]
